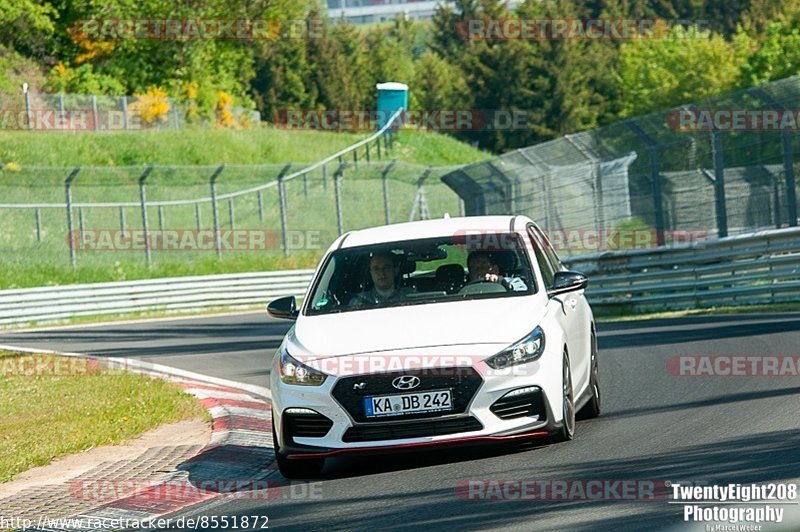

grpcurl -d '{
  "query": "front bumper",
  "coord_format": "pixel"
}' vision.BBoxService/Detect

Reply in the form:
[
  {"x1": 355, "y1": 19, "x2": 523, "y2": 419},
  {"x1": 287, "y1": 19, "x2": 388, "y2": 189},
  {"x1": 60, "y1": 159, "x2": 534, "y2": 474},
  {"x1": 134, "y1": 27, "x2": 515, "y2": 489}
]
[{"x1": 271, "y1": 348, "x2": 564, "y2": 459}]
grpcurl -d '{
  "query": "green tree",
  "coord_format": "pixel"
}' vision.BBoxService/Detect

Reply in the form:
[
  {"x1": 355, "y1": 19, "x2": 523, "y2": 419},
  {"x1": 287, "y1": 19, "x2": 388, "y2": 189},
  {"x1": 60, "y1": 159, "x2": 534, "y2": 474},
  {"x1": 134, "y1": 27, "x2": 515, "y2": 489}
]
[
  {"x1": 617, "y1": 24, "x2": 743, "y2": 117},
  {"x1": 739, "y1": 17, "x2": 800, "y2": 85}
]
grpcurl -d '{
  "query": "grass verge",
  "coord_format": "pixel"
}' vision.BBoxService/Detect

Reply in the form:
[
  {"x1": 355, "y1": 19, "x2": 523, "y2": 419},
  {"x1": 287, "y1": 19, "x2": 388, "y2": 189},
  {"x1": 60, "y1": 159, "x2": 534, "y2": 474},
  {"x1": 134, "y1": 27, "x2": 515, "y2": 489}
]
[
  {"x1": 0, "y1": 351, "x2": 210, "y2": 483},
  {"x1": 0, "y1": 128, "x2": 490, "y2": 167}
]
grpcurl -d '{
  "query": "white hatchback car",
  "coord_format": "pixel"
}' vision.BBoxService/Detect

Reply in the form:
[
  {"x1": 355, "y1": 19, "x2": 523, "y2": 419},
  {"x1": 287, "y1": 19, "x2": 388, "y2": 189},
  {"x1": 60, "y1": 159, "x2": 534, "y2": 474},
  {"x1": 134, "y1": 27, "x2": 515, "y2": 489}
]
[{"x1": 268, "y1": 215, "x2": 600, "y2": 478}]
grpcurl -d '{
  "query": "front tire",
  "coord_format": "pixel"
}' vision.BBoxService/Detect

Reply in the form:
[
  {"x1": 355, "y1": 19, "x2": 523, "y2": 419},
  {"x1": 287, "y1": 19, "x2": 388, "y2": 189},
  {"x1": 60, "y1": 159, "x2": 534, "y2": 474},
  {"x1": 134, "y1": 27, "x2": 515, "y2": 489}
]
[
  {"x1": 578, "y1": 327, "x2": 601, "y2": 420},
  {"x1": 272, "y1": 424, "x2": 325, "y2": 479},
  {"x1": 554, "y1": 350, "x2": 575, "y2": 442}
]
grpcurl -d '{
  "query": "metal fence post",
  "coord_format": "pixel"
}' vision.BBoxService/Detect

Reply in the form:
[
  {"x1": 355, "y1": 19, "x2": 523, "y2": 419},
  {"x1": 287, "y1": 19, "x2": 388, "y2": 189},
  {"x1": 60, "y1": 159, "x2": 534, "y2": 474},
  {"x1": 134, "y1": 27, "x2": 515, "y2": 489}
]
[
  {"x1": 209, "y1": 164, "x2": 225, "y2": 258},
  {"x1": 381, "y1": 160, "x2": 396, "y2": 225},
  {"x1": 257, "y1": 190, "x2": 265, "y2": 222},
  {"x1": 749, "y1": 88, "x2": 798, "y2": 227},
  {"x1": 122, "y1": 95, "x2": 129, "y2": 130},
  {"x1": 91, "y1": 94, "x2": 99, "y2": 130},
  {"x1": 322, "y1": 164, "x2": 328, "y2": 191},
  {"x1": 172, "y1": 103, "x2": 180, "y2": 129},
  {"x1": 334, "y1": 163, "x2": 345, "y2": 236},
  {"x1": 565, "y1": 134, "x2": 605, "y2": 250},
  {"x1": 64, "y1": 167, "x2": 80, "y2": 267},
  {"x1": 23, "y1": 84, "x2": 32, "y2": 130},
  {"x1": 710, "y1": 130, "x2": 728, "y2": 238},
  {"x1": 781, "y1": 132, "x2": 798, "y2": 226},
  {"x1": 138, "y1": 165, "x2": 154, "y2": 268},
  {"x1": 58, "y1": 93, "x2": 65, "y2": 115},
  {"x1": 228, "y1": 198, "x2": 235, "y2": 229},
  {"x1": 78, "y1": 208, "x2": 85, "y2": 240},
  {"x1": 366, "y1": 142, "x2": 371, "y2": 163},
  {"x1": 35, "y1": 208, "x2": 42, "y2": 243},
  {"x1": 624, "y1": 120, "x2": 666, "y2": 245},
  {"x1": 278, "y1": 175, "x2": 288, "y2": 255},
  {"x1": 195, "y1": 203, "x2": 202, "y2": 230},
  {"x1": 119, "y1": 206, "x2": 126, "y2": 232},
  {"x1": 376, "y1": 137, "x2": 382, "y2": 159},
  {"x1": 158, "y1": 205, "x2": 165, "y2": 230}
]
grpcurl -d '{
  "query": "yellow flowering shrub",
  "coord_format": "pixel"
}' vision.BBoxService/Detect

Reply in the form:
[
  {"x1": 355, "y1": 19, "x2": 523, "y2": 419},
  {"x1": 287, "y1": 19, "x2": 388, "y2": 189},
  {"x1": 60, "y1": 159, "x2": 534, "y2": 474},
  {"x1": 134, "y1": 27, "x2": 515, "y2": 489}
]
[{"x1": 128, "y1": 87, "x2": 170, "y2": 125}]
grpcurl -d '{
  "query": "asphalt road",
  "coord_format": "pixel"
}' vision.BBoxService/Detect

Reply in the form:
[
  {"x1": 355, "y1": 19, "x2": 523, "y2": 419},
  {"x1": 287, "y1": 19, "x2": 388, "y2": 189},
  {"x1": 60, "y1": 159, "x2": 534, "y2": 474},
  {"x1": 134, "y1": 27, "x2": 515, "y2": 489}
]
[{"x1": 3, "y1": 312, "x2": 800, "y2": 531}]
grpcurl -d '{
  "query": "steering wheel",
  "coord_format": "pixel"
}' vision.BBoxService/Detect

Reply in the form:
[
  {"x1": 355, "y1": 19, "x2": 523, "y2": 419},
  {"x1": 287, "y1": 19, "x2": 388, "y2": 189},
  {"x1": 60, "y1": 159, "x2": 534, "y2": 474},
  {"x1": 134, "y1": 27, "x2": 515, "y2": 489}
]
[{"x1": 458, "y1": 279, "x2": 508, "y2": 295}]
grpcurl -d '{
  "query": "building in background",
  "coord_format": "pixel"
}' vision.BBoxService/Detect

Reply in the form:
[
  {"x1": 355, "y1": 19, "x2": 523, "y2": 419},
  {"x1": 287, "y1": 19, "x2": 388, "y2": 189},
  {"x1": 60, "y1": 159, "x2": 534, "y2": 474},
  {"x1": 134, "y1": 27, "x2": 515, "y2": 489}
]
[{"x1": 326, "y1": 0, "x2": 522, "y2": 24}]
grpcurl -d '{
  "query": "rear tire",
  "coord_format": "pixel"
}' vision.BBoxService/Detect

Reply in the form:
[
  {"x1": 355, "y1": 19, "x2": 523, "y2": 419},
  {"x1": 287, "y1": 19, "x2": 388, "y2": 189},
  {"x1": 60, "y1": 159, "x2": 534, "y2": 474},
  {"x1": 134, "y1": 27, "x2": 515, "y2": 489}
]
[
  {"x1": 578, "y1": 327, "x2": 601, "y2": 420},
  {"x1": 554, "y1": 350, "x2": 575, "y2": 442},
  {"x1": 272, "y1": 424, "x2": 325, "y2": 479}
]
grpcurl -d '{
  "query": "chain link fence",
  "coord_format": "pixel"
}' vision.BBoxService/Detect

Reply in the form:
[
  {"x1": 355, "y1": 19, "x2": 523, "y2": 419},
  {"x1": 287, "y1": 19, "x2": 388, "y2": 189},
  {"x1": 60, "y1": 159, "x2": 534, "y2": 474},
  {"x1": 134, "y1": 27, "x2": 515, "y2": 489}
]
[
  {"x1": 3, "y1": 90, "x2": 259, "y2": 131},
  {"x1": 0, "y1": 157, "x2": 463, "y2": 278},
  {"x1": 442, "y1": 76, "x2": 800, "y2": 258}
]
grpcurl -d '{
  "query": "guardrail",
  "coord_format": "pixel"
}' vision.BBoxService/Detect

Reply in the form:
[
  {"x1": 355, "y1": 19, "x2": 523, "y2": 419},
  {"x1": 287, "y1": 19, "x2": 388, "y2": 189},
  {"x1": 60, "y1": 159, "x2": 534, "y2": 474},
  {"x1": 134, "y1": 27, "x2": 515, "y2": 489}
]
[
  {"x1": 2, "y1": 227, "x2": 798, "y2": 326},
  {"x1": 564, "y1": 227, "x2": 800, "y2": 311},
  {"x1": 0, "y1": 270, "x2": 315, "y2": 326}
]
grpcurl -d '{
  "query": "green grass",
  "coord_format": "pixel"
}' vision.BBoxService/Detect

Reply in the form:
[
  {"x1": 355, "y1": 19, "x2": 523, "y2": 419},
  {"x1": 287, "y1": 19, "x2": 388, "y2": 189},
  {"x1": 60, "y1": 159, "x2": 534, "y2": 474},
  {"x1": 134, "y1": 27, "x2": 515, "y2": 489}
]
[
  {"x1": 0, "y1": 128, "x2": 489, "y2": 167},
  {"x1": 0, "y1": 160, "x2": 466, "y2": 288},
  {"x1": 0, "y1": 351, "x2": 210, "y2": 483},
  {"x1": 0, "y1": 127, "x2": 488, "y2": 289}
]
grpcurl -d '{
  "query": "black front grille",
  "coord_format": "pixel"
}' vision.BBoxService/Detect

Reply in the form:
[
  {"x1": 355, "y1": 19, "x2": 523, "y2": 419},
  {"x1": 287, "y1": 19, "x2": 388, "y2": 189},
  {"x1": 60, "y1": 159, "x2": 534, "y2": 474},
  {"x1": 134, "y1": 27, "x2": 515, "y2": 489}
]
[
  {"x1": 343, "y1": 416, "x2": 483, "y2": 442},
  {"x1": 331, "y1": 367, "x2": 483, "y2": 422},
  {"x1": 283, "y1": 410, "x2": 334, "y2": 442},
  {"x1": 490, "y1": 388, "x2": 547, "y2": 420}
]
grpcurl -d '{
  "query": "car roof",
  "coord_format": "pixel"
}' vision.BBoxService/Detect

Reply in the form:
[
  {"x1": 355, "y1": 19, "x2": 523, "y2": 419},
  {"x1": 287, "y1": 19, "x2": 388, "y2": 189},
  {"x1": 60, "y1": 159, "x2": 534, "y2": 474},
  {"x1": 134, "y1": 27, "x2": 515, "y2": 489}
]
[{"x1": 338, "y1": 215, "x2": 533, "y2": 248}]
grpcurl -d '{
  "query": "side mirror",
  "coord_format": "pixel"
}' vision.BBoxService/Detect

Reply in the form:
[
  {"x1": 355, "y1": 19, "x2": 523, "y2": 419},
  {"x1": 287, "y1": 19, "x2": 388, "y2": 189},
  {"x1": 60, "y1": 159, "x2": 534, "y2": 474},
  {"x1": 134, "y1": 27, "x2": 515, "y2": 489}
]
[
  {"x1": 548, "y1": 271, "x2": 588, "y2": 297},
  {"x1": 267, "y1": 296, "x2": 299, "y2": 320}
]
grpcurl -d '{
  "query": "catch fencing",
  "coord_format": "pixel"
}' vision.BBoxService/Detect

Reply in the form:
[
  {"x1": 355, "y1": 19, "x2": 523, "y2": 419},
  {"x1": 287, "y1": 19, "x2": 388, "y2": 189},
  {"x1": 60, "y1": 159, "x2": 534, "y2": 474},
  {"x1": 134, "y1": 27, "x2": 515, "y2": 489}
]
[
  {"x1": 2, "y1": 227, "x2": 797, "y2": 326},
  {"x1": 0, "y1": 110, "x2": 472, "y2": 278},
  {"x1": 443, "y1": 76, "x2": 800, "y2": 258}
]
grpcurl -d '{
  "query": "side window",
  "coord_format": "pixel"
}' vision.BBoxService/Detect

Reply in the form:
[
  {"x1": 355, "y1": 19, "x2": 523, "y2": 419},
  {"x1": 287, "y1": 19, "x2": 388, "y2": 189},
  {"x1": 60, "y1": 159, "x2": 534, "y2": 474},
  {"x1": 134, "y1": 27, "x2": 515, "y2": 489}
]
[
  {"x1": 528, "y1": 227, "x2": 555, "y2": 288},
  {"x1": 538, "y1": 229, "x2": 563, "y2": 273}
]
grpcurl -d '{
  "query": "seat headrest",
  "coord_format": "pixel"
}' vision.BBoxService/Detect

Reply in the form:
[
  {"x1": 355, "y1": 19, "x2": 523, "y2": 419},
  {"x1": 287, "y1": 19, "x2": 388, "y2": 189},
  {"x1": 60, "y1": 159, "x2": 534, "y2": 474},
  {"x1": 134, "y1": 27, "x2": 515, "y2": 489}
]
[{"x1": 435, "y1": 263, "x2": 465, "y2": 282}]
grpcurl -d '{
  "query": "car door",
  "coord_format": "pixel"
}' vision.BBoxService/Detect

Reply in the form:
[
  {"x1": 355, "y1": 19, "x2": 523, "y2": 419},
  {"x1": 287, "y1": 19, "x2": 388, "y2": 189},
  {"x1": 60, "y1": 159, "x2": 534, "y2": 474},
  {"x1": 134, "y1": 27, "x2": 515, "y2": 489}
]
[{"x1": 527, "y1": 224, "x2": 591, "y2": 395}]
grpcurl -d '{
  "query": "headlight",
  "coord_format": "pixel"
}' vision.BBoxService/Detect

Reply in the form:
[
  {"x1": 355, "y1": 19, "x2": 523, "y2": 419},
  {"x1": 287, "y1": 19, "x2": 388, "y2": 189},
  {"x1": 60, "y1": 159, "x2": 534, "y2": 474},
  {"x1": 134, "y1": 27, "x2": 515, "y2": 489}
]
[
  {"x1": 485, "y1": 326, "x2": 546, "y2": 369},
  {"x1": 279, "y1": 349, "x2": 327, "y2": 386}
]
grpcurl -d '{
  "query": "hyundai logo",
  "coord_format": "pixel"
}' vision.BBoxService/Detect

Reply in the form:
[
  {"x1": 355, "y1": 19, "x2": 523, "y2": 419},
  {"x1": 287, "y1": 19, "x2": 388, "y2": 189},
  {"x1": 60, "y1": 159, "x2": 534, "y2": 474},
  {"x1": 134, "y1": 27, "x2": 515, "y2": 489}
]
[{"x1": 392, "y1": 375, "x2": 420, "y2": 390}]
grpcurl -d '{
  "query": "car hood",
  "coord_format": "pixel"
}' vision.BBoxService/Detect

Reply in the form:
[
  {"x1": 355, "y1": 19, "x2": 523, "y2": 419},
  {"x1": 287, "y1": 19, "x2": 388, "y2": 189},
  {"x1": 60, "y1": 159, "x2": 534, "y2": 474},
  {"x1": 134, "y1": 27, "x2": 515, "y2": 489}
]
[{"x1": 291, "y1": 296, "x2": 545, "y2": 359}]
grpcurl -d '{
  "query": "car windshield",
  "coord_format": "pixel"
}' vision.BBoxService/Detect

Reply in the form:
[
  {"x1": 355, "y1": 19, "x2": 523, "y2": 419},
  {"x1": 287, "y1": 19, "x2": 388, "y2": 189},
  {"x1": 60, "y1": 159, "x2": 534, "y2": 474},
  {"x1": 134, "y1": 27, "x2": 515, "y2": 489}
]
[{"x1": 305, "y1": 233, "x2": 536, "y2": 315}]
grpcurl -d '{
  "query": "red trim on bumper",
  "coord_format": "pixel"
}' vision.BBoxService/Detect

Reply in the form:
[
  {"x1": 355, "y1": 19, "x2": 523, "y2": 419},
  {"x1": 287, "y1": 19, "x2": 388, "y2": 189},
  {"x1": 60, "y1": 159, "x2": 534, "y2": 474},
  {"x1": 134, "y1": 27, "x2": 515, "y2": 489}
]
[{"x1": 286, "y1": 430, "x2": 550, "y2": 459}]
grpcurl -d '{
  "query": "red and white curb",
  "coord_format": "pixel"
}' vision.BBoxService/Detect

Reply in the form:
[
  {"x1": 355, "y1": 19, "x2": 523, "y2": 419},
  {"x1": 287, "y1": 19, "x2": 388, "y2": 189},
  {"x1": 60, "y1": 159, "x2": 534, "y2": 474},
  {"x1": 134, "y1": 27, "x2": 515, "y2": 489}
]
[{"x1": 0, "y1": 347, "x2": 280, "y2": 532}]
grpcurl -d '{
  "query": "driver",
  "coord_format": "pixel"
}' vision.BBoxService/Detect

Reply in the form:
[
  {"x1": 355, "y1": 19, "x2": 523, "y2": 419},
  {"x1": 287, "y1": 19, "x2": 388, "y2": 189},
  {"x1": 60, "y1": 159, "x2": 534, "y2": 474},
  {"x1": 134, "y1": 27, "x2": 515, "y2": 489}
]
[
  {"x1": 349, "y1": 252, "x2": 413, "y2": 307},
  {"x1": 466, "y1": 251, "x2": 528, "y2": 291}
]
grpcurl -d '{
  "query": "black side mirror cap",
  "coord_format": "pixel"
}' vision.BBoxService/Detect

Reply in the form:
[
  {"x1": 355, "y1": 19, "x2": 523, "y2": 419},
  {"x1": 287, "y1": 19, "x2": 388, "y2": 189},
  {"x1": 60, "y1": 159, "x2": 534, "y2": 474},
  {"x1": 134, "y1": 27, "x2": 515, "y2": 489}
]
[
  {"x1": 548, "y1": 271, "x2": 588, "y2": 297},
  {"x1": 267, "y1": 296, "x2": 299, "y2": 320}
]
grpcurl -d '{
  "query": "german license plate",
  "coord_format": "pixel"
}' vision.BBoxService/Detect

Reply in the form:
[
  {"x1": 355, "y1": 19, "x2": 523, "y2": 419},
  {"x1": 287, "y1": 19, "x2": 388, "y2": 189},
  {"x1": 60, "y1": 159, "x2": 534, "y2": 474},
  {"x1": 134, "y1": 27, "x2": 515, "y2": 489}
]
[{"x1": 364, "y1": 390, "x2": 453, "y2": 418}]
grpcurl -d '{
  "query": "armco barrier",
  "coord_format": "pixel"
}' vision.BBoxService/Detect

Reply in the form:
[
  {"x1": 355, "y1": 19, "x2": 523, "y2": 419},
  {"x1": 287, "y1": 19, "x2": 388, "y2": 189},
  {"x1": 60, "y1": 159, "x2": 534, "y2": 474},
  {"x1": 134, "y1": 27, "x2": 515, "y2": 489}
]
[
  {"x1": 0, "y1": 269, "x2": 315, "y2": 326},
  {"x1": 1, "y1": 227, "x2": 798, "y2": 326},
  {"x1": 564, "y1": 226, "x2": 800, "y2": 311}
]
